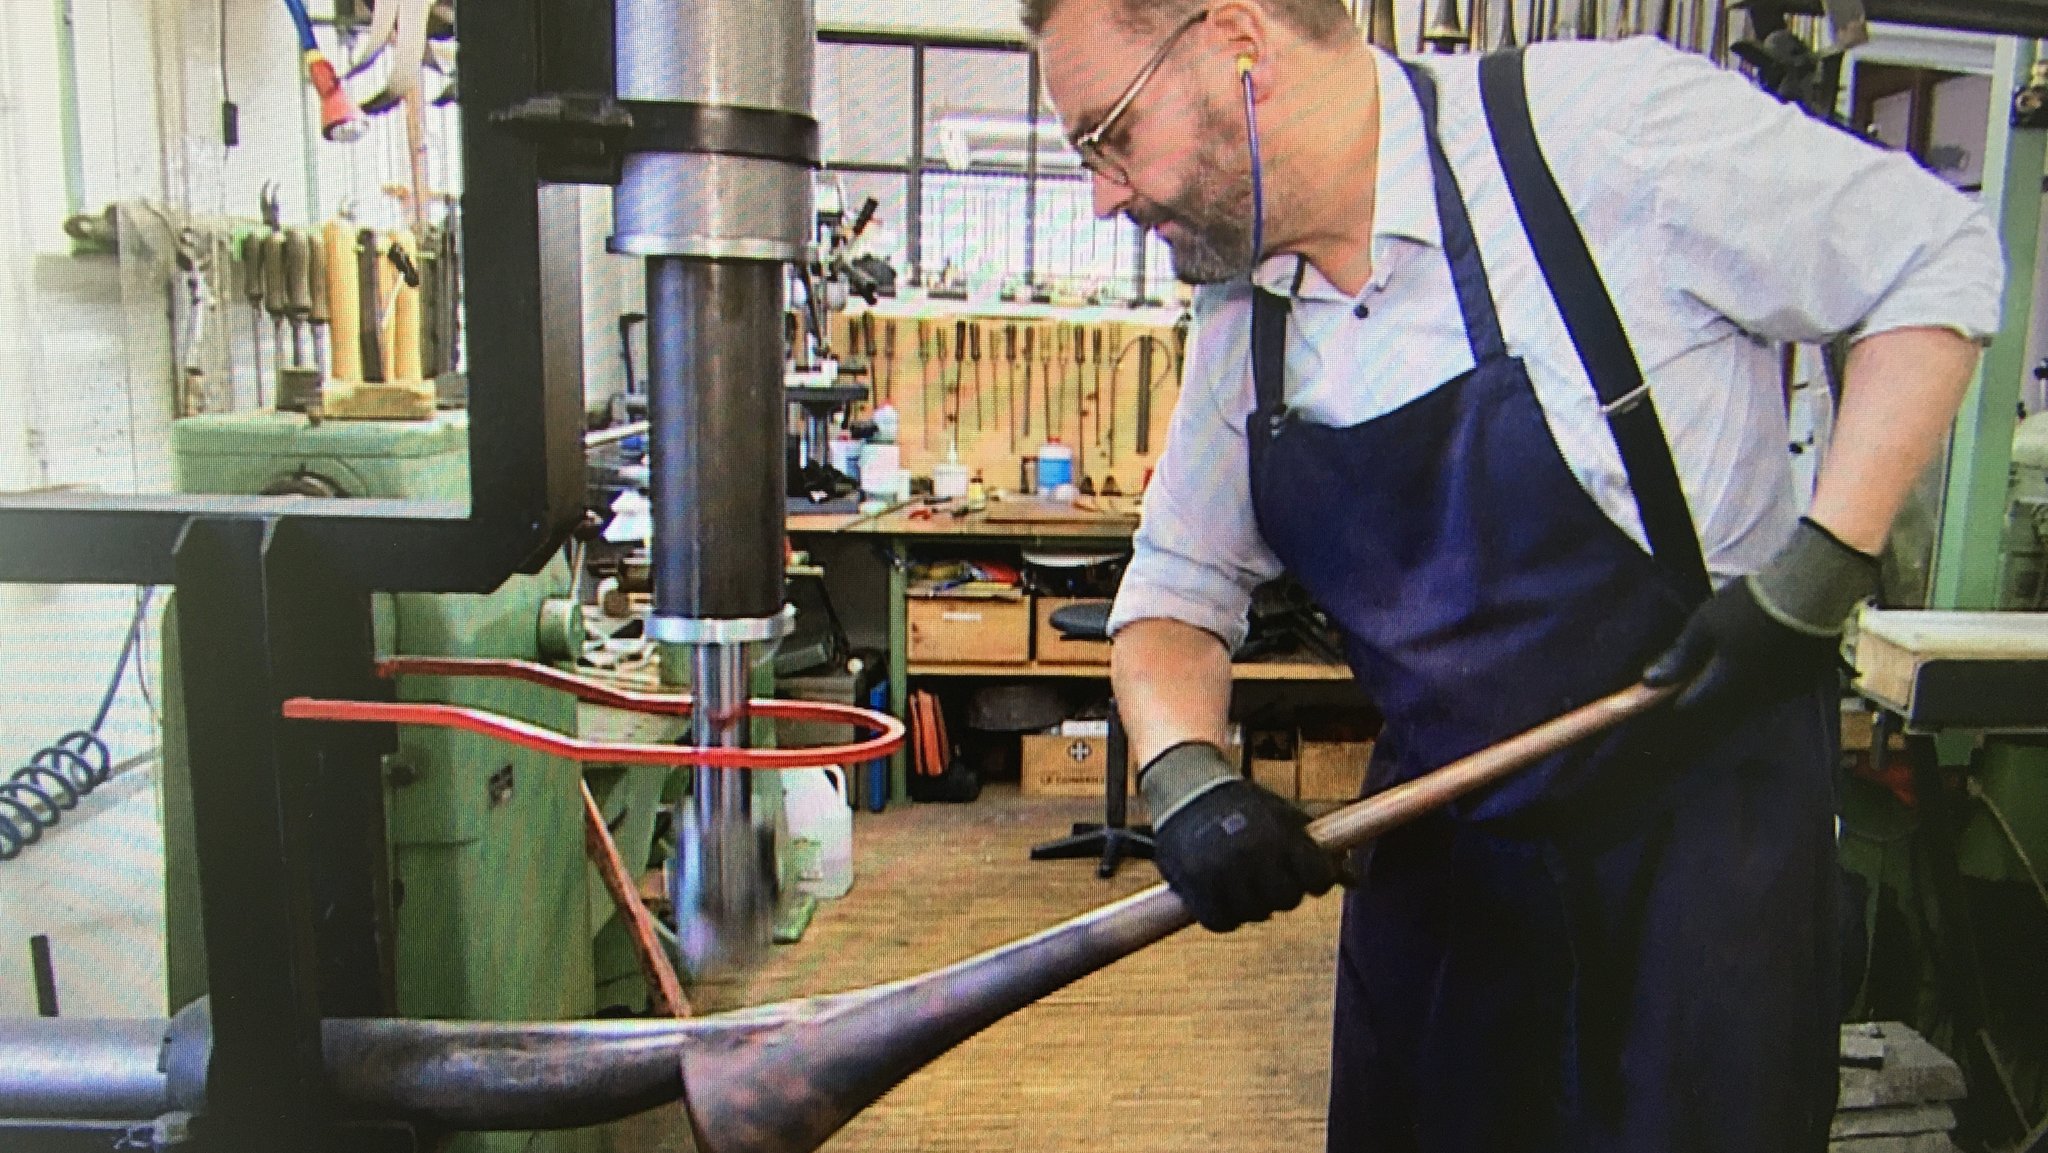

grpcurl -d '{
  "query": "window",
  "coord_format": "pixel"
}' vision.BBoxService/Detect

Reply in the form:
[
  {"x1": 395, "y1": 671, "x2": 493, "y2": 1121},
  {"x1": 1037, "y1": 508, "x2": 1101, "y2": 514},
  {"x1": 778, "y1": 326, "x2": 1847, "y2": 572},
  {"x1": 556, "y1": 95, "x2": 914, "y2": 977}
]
[{"x1": 815, "y1": 31, "x2": 1165, "y2": 302}]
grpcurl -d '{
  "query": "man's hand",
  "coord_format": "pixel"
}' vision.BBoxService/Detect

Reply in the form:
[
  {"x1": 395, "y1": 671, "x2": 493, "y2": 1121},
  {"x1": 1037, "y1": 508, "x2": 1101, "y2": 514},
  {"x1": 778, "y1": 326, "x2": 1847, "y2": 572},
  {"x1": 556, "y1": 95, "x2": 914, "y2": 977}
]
[
  {"x1": 1140, "y1": 742, "x2": 1339, "y2": 932},
  {"x1": 1644, "y1": 517, "x2": 1878, "y2": 712}
]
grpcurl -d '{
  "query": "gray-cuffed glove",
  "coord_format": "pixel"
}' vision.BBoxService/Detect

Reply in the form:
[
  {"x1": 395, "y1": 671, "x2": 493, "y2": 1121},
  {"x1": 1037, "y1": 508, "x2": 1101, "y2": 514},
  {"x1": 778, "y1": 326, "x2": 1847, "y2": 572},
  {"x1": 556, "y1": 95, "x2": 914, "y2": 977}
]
[
  {"x1": 1644, "y1": 517, "x2": 1878, "y2": 713},
  {"x1": 1141, "y1": 741, "x2": 1339, "y2": 933}
]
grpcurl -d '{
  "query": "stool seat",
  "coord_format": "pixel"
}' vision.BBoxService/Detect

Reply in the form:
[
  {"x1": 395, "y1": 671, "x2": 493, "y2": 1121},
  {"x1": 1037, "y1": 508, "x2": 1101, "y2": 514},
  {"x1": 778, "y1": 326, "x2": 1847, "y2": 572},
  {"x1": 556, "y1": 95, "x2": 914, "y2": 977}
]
[{"x1": 1048, "y1": 601, "x2": 1113, "y2": 643}]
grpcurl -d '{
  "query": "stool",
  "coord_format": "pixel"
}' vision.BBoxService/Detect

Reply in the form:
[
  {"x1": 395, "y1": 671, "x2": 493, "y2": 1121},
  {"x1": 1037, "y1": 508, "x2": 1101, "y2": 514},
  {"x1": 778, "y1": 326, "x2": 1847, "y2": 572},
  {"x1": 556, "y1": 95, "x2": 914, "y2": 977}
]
[{"x1": 1028, "y1": 602, "x2": 1154, "y2": 879}]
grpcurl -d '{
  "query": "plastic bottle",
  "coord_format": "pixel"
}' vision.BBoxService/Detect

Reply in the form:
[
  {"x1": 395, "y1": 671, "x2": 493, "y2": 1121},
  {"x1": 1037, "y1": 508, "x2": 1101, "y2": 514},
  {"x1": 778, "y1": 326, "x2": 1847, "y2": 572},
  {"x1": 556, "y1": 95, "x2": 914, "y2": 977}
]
[
  {"x1": 781, "y1": 765, "x2": 853, "y2": 899},
  {"x1": 1036, "y1": 441, "x2": 1074, "y2": 491}
]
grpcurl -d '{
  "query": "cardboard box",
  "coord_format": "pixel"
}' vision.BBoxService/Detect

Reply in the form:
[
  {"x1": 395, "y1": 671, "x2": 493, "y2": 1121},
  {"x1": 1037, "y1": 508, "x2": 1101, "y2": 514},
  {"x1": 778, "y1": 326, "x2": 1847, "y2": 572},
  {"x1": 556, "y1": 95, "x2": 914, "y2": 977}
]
[
  {"x1": 1022, "y1": 730, "x2": 1243, "y2": 801},
  {"x1": 1299, "y1": 740, "x2": 1373, "y2": 802},
  {"x1": 907, "y1": 593, "x2": 1029, "y2": 664},
  {"x1": 1034, "y1": 596, "x2": 1113, "y2": 665},
  {"x1": 1022, "y1": 733, "x2": 1131, "y2": 798}
]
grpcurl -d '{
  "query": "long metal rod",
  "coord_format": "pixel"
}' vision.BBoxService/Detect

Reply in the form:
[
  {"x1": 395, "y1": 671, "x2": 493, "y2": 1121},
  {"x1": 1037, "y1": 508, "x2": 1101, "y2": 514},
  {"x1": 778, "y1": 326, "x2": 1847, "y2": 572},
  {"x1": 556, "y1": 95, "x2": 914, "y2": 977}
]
[{"x1": 2, "y1": 684, "x2": 1671, "y2": 1146}]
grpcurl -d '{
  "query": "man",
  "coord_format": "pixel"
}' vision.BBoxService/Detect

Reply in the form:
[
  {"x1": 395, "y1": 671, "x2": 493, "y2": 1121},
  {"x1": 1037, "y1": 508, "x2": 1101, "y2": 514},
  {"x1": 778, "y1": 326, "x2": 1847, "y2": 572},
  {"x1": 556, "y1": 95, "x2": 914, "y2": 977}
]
[{"x1": 1024, "y1": 1, "x2": 2002, "y2": 1150}]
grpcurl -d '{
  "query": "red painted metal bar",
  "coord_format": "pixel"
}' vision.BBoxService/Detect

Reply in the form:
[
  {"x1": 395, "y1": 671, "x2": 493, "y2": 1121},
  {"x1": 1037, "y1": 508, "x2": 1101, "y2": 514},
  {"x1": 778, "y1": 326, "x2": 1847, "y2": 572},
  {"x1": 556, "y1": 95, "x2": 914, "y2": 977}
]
[{"x1": 282, "y1": 657, "x2": 906, "y2": 769}]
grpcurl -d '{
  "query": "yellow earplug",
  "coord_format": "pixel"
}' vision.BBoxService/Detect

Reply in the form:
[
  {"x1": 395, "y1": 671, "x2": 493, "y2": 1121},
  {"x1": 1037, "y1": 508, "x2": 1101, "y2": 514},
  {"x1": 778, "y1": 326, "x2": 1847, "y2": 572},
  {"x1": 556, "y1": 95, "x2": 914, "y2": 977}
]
[{"x1": 1236, "y1": 53, "x2": 1256, "y2": 75}]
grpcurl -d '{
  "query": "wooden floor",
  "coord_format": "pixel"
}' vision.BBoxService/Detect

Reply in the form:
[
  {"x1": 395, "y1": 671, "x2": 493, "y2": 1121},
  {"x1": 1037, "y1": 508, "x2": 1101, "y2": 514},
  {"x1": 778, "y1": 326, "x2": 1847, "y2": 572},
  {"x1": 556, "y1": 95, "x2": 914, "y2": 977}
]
[{"x1": 658, "y1": 783, "x2": 1343, "y2": 1153}]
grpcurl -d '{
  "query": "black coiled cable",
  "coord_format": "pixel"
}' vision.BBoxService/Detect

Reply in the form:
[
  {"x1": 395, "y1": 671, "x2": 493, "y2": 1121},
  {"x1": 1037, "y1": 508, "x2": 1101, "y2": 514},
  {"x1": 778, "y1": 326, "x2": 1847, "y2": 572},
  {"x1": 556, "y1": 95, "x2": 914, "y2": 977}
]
[{"x1": 0, "y1": 590, "x2": 153, "y2": 862}]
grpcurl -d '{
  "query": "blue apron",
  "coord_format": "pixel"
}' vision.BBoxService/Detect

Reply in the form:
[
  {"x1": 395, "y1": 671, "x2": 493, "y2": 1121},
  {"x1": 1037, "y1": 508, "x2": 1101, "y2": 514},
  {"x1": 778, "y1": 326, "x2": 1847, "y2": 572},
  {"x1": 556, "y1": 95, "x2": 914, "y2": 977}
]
[{"x1": 1245, "y1": 51, "x2": 1842, "y2": 1152}]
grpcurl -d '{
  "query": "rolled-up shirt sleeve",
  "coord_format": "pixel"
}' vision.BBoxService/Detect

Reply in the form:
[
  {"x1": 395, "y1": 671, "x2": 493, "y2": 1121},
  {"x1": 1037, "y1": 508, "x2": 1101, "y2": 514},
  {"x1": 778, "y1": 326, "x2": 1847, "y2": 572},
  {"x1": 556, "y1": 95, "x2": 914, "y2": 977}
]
[
  {"x1": 1628, "y1": 38, "x2": 2004, "y2": 345},
  {"x1": 1109, "y1": 292, "x2": 1285, "y2": 651}
]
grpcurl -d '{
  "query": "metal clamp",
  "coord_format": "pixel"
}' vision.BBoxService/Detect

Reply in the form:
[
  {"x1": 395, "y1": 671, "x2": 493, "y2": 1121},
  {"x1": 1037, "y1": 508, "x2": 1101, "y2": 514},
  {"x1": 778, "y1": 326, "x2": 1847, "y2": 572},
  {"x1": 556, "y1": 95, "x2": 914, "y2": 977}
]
[
  {"x1": 647, "y1": 605, "x2": 796, "y2": 646},
  {"x1": 1599, "y1": 382, "x2": 1652, "y2": 418}
]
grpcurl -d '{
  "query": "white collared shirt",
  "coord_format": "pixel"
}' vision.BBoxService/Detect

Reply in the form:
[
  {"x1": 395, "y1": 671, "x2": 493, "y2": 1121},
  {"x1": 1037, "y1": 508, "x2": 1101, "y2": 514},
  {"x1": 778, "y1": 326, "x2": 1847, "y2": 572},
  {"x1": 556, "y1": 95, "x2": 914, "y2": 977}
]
[{"x1": 1109, "y1": 36, "x2": 2004, "y2": 650}]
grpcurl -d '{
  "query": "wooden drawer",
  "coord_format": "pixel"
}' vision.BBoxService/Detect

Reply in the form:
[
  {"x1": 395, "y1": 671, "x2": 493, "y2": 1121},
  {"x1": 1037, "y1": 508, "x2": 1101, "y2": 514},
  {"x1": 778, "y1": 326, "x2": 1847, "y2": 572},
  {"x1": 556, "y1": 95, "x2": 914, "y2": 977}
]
[
  {"x1": 907, "y1": 595, "x2": 1030, "y2": 664},
  {"x1": 1034, "y1": 597, "x2": 1113, "y2": 665}
]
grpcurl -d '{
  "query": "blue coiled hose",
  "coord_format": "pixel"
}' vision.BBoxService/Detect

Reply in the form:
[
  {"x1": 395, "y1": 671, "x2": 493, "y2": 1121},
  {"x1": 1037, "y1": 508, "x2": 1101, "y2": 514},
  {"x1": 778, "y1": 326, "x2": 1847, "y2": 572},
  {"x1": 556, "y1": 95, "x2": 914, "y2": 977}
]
[{"x1": 0, "y1": 590, "x2": 154, "y2": 862}]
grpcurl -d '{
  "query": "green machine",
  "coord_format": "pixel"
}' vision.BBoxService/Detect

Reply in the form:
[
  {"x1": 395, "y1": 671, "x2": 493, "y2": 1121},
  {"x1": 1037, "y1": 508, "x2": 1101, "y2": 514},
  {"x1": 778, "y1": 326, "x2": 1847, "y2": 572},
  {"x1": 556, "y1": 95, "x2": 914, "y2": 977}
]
[{"x1": 161, "y1": 411, "x2": 678, "y2": 1153}]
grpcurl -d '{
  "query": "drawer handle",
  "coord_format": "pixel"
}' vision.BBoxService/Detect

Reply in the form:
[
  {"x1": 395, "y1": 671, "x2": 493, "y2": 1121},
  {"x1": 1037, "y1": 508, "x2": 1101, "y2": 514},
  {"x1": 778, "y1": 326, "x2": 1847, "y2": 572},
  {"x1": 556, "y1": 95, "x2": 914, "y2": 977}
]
[{"x1": 940, "y1": 612, "x2": 983, "y2": 623}]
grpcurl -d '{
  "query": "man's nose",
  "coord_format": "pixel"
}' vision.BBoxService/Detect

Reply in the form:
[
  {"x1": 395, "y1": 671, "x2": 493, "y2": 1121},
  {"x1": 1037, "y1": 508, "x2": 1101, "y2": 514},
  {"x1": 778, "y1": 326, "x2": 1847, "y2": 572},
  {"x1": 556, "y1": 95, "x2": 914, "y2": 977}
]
[{"x1": 1092, "y1": 170, "x2": 1132, "y2": 220}]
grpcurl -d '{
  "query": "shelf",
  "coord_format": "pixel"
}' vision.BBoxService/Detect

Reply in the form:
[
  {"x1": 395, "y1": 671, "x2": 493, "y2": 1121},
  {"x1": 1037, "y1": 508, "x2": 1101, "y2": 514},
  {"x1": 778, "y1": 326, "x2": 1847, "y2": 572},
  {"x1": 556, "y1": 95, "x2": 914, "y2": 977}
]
[{"x1": 908, "y1": 660, "x2": 1352, "y2": 682}]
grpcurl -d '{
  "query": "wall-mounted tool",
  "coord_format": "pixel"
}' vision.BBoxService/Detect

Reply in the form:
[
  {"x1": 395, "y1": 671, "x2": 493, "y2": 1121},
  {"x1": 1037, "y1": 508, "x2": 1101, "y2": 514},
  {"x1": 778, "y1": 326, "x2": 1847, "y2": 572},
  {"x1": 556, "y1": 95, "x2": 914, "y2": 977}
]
[
  {"x1": 917, "y1": 320, "x2": 934, "y2": 447},
  {"x1": 1072, "y1": 322, "x2": 1087, "y2": 448},
  {"x1": 1038, "y1": 324, "x2": 1055, "y2": 437},
  {"x1": 882, "y1": 318, "x2": 896, "y2": 403},
  {"x1": 284, "y1": 229, "x2": 313, "y2": 368},
  {"x1": 306, "y1": 228, "x2": 329, "y2": 376},
  {"x1": 1091, "y1": 327, "x2": 1104, "y2": 449},
  {"x1": 1004, "y1": 323, "x2": 1019, "y2": 451},
  {"x1": 1136, "y1": 335, "x2": 1156, "y2": 455},
  {"x1": 175, "y1": 230, "x2": 215, "y2": 416},
  {"x1": 324, "y1": 222, "x2": 360, "y2": 381},
  {"x1": 356, "y1": 228, "x2": 385, "y2": 383},
  {"x1": 261, "y1": 229, "x2": 291, "y2": 396},
  {"x1": 968, "y1": 322, "x2": 983, "y2": 433},
  {"x1": 952, "y1": 320, "x2": 968, "y2": 439},
  {"x1": 242, "y1": 231, "x2": 269, "y2": 396},
  {"x1": 1022, "y1": 325, "x2": 1035, "y2": 439}
]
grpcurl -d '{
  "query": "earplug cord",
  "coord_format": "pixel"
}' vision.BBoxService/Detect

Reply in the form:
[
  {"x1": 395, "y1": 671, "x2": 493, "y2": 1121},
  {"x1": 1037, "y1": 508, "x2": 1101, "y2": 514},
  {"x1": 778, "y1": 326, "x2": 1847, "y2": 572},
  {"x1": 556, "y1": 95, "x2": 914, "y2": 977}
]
[{"x1": 1240, "y1": 57, "x2": 1264, "y2": 274}]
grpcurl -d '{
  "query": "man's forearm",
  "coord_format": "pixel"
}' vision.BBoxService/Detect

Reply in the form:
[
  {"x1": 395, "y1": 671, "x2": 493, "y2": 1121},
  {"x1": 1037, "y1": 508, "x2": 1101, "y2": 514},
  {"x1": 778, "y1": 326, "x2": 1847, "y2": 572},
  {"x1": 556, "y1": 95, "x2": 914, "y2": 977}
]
[
  {"x1": 1807, "y1": 326, "x2": 1982, "y2": 554},
  {"x1": 1111, "y1": 617, "x2": 1235, "y2": 767}
]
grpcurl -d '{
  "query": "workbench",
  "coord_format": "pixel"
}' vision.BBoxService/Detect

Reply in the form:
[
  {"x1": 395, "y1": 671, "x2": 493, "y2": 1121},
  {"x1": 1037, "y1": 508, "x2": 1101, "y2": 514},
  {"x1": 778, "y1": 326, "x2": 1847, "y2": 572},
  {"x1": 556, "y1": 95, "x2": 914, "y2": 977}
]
[{"x1": 790, "y1": 499, "x2": 1354, "y2": 807}]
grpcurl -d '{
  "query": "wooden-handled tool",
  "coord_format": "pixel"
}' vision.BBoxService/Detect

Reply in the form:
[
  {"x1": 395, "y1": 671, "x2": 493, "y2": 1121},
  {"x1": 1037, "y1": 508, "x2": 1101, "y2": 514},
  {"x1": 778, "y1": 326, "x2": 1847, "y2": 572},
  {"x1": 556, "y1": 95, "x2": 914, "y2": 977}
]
[
  {"x1": 307, "y1": 231, "x2": 329, "y2": 376},
  {"x1": 325, "y1": 222, "x2": 361, "y2": 382},
  {"x1": 284, "y1": 229, "x2": 312, "y2": 368}
]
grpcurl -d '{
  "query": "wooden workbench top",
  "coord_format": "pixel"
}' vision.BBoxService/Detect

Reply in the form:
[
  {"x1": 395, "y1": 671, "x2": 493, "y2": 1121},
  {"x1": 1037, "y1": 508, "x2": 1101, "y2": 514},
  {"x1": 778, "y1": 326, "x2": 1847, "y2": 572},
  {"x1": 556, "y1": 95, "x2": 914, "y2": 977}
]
[{"x1": 790, "y1": 498, "x2": 1140, "y2": 540}]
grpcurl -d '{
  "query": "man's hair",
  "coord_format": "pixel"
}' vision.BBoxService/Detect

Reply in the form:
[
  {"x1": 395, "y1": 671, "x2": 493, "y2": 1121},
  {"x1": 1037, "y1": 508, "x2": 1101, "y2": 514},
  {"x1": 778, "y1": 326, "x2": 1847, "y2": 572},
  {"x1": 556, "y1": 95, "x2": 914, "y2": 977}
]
[{"x1": 1020, "y1": 0, "x2": 1355, "y2": 46}]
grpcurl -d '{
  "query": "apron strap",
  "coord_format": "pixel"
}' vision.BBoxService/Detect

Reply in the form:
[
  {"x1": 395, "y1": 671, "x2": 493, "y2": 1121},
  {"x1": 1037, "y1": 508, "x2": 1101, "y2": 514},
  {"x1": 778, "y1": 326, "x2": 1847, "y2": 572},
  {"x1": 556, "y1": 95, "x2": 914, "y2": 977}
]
[
  {"x1": 1402, "y1": 60, "x2": 1510, "y2": 367},
  {"x1": 1251, "y1": 286, "x2": 1290, "y2": 425},
  {"x1": 1479, "y1": 48, "x2": 1712, "y2": 604}
]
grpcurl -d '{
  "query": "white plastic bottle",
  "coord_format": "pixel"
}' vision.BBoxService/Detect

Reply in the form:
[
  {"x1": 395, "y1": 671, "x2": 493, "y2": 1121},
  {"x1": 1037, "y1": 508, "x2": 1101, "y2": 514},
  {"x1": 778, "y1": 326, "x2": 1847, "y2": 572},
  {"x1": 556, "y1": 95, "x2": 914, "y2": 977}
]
[{"x1": 781, "y1": 765, "x2": 854, "y2": 899}]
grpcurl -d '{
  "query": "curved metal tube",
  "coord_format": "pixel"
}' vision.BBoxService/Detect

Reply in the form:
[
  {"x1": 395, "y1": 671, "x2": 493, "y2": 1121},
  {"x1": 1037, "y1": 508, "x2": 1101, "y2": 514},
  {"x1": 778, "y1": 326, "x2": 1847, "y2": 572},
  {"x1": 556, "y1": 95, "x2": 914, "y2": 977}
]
[{"x1": 0, "y1": 686, "x2": 1669, "y2": 1151}]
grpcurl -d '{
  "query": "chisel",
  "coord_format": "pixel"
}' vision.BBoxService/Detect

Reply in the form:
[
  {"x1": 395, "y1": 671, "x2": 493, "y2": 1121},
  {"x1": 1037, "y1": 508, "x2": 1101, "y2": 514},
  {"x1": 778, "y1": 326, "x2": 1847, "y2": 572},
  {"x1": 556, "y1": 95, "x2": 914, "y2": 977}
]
[
  {"x1": 325, "y1": 222, "x2": 361, "y2": 382},
  {"x1": 1005, "y1": 324, "x2": 1019, "y2": 451},
  {"x1": 969, "y1": 322, "x2": 983, "y2": 433},
  {"x1": 1136, "y1": 335, "x2": 1154, "y2": 456},
  {"x1": 1022, "y1": 326, "x2": 1035, "y2": 439},
  {"x1": 1092, "y1": 327, "x2": 1106, "y2": 448},
  {"x1": 882, "y1": 318, "x2": 896, "y2": 403},
  {"x1": 952, "y1": 320, "x2": 967, "y2": 439},
  {"x1": 1072, "y1": 322, "x2": 1086, "y2": 446},
  {"x1": 1040, "y1": 325, "x2": 1056, "y2": 437}
]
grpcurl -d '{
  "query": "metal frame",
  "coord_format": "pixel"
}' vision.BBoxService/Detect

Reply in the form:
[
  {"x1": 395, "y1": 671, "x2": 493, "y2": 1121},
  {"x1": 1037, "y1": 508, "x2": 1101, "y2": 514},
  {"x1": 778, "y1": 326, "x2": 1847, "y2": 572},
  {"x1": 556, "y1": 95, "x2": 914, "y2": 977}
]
[{"x1": 0, "y1": 0, "x2": 582, "y2": 1143}]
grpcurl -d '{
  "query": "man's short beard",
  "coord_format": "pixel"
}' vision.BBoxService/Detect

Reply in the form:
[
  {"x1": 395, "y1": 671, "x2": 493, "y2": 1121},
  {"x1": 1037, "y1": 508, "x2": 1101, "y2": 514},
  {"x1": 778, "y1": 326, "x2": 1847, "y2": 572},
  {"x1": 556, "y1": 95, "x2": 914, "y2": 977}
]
[{"x1": 1157, "y1": 96, "x2": 1257, "y2": 285}]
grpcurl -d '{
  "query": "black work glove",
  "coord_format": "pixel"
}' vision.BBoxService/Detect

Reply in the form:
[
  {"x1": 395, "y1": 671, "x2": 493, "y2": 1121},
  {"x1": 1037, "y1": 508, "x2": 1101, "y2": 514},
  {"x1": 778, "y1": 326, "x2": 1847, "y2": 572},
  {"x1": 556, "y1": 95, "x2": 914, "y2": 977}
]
[
  {"x1": 1644, "y1": 517, "x2": 1878, "y2": 713},
  {"x1": 1140, "y1": 741, "x2": 1340, "y2": 932}
]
